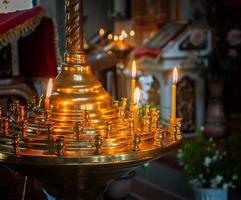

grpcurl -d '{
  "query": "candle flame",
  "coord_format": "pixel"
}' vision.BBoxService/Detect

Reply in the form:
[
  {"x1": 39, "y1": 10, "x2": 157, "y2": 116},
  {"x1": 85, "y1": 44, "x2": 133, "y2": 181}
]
[
  {"x1": 113, "y1": 35, "x2": 118, "y2": 41},
  {"x1": 107, "y1": 33, "x2": 113, "y2": 40},
  {"x1": 46, "y1": 78, "x2": 53, "y2": 98},
  {"x1": 132, "y1": 60, "x2": 136, "y2": 78},
  {"x1": 173, "y1": 67, "x2": 178, "y2": 84},
  {"x1": 121, "y1": 30, "x2": 128, "y2": 38},
  {"x1": 134, "y1": 87, "x2": 140, "y2": 105},
  {"x1": 99, "y1": 28, "x2": 105, "y2": 36},
  {"x1": 130, "y1": 30, "x2": 135, "y2": 37},
  {"x1": 119, "y1": 35, "x2": 124, "y2": 41}
]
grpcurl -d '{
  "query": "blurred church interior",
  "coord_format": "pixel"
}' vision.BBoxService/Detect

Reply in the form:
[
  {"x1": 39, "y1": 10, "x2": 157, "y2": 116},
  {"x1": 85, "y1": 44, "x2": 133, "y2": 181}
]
[{"x1": 0, "y1": 0, "x2": 241, "y2": 199}]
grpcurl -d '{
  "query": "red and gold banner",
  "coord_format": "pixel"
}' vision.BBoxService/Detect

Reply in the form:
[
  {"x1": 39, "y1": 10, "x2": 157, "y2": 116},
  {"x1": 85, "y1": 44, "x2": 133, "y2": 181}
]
[{"x1": 0, "y1": 6, "x2": 58, "y2": 77}]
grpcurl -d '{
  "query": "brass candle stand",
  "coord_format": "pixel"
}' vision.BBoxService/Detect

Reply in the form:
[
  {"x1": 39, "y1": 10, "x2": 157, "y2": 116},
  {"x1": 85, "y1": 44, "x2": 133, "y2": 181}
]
[
  {"x1": 0, "y1": 0, "x2": 182, "y2": 199},
  {"x1": 169, "y1": 117, "x2": 182, "y2": 143}
]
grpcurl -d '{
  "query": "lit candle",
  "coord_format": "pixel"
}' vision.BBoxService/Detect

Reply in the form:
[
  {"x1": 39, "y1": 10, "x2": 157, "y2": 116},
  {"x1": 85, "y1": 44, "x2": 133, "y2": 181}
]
[
  {"x1": 130, "y1": 30, "x2": 135, "y2": 37},
  {"x1": 133, "y1": 87, "x2": 140, "y2": 132},
  {"x1": 113, "y1": 35, "x2": 118, "y2": 42},
  {"x1": 171, "y1": 67, "x2": 178, "y2": 121},
  {"x1": 107, "y1": 33, "x2": 113, "y2": 40},
  {"x1": 121, "y1": 30, "x2": 128, "y2": 38},
  {"x1": 45, "y1": 78, "x2": 53, "y2": 110},
  {"x1": 99, "y1": 28, "x2": 105, "y2": 38},
  {"x1": 131, "y1": 60, "x2": 136, "y2": 104},
  {"x1": 118, "y1": 35, "x2": 124, "y2": 41}
]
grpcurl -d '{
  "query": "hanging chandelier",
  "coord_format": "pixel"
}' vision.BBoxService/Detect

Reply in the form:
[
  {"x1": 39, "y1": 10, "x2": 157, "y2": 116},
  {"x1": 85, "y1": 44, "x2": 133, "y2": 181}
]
[{"x1": 0, "y1": 0, "x2": 182, "y2": 199}]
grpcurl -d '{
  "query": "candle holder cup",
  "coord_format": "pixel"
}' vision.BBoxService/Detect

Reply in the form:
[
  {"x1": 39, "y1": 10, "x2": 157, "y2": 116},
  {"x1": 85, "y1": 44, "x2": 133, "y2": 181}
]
[{"x1": 169, "y1": 117, "x2": 182, "y2": 142}]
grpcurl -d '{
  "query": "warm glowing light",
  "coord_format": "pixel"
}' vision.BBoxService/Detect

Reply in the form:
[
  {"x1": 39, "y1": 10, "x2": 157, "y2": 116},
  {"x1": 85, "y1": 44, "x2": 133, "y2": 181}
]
[
  {"x1": 134, "y1": 87, "x2": 140, "y2": 105},
  {"x1": 46, "y1": 78, "x2": 53, "y2": 98},
  {"x1": 107, "y1": 33, "x2": 113, "y2": 40},
  {"x1": 173, "y1": 67, "x2": 178, "y2": 84},
  {"x1": 119, "y1": 35, "x2": 124, "y2": 41},
  {"x1": 74, "y1": 74, "x2": 82, "y2": 81},
  {"x1": 132, "y1": 60, "x2": 136, "y2": 79},
  {"x1": 130, "y1": 30, "x2": 135, "y2": 37},
  {"x1": 113, "y1": 35, "x2": 118, "y2": 41},
  {"x1": 121, "y1": 30, "x2": 128, "y2": 38},
  {"x1": 63, "y1": 101, "x2": 68, "y2": 106},
  {"x1": 99, "y1": 28, "x2": 105, "y2": 37}
]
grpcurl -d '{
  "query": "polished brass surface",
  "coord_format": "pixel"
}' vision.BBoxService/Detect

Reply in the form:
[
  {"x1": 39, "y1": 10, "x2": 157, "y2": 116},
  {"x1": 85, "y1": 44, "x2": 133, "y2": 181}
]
[
  {"x1": 169, "y1": 117, "x2": 182, "y2": 142},
  {"x1": 0, "y1": 0, "x2": 183, "y2": 199}
]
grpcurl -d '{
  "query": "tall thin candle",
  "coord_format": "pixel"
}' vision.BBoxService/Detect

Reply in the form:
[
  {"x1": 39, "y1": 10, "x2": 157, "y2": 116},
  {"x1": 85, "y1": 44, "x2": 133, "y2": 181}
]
[
  {"x1": 45, "y1": 78, "x2": 53, "y2": 110},
  {"x1": 133, "y1": 87, "x2": 140, "y2": 132},
  {"x1": 131, "y1": 60, "x2": 136, "y2": 104},
  {"x1": 171, "y1": 67, "x2": 178, "y2": 121}
]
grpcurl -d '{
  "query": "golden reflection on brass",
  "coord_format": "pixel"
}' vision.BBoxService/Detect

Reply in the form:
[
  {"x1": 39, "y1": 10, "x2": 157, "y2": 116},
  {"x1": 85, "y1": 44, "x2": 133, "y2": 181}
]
[
  {"x1": 132, "y1": 134, "x2": 140, "y2": 151},
  {"x1": 169, "y1": 118, "x2": 183, "y2": 142},
  {"x1": 4, "y1": 117, "x2": 9, "y2": 136},
  {"x1": 0, "y1": 0, "x2": 182, "y2": 162},
  {"x1": 13, "y1": 133, "x2": 20, "y2": 154}
]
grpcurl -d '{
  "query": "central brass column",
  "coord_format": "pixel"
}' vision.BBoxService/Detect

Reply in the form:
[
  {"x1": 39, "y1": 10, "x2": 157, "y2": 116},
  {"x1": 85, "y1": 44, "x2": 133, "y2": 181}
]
[
  {"x1": 51, "y1": 0, "x2": 112, "y2": 112},
  {"x1": 64, "y1": 0, "x2": 85, "y2": 64}
]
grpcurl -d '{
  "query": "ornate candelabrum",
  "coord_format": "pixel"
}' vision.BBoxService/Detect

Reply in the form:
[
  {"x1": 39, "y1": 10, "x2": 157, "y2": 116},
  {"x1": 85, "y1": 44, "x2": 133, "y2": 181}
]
[{"x1": 0, "y1": 0, "x2": 182, "y2": 199}]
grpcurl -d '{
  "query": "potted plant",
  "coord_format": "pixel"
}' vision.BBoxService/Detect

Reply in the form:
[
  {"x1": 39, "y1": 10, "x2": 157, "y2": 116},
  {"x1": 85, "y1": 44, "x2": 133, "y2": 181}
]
[{"x1": 177, "y1": 131, "x2": 238, "y2": 200}]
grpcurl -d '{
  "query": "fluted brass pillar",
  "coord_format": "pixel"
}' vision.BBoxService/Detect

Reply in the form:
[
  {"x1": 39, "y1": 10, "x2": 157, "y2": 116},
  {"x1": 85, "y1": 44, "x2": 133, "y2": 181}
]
[
  {"x1": 51, "y1": 0, "x2": 112, "y2": 113},
  {"x1": 64, "y1": 0, "x2": 85, "y2": 63}
]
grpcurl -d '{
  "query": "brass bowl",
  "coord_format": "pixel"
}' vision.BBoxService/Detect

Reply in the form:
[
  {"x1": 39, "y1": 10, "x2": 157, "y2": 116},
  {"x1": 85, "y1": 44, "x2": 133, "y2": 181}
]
[{"x1": 0, "y1": 139, "x2": 182, "y2": 199}]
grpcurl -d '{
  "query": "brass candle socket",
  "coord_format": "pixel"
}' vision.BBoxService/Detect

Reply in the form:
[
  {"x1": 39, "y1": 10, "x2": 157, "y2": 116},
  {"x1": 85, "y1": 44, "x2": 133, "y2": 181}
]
[{"x1": 169, "y1": 117, "x2": 183, "y2": 142}]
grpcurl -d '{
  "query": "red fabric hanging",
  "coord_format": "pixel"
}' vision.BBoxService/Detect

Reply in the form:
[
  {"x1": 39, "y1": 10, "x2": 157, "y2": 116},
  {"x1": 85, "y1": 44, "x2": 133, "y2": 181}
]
[
  {"x1": 0, "y1": 6, "x2": 58, "y2": 78},
  {"x1": 18, "y1": 17, "x2": 58, "y2": 77},
  {"x1": 0, "y1": 6, "x2": 44, "y2": 35}
]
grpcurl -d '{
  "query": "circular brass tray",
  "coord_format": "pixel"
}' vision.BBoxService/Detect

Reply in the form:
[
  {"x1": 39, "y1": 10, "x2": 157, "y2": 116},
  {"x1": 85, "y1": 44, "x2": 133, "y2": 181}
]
[{"x1": 0, "y1": 138, "x2": 182, "y2": 199}]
